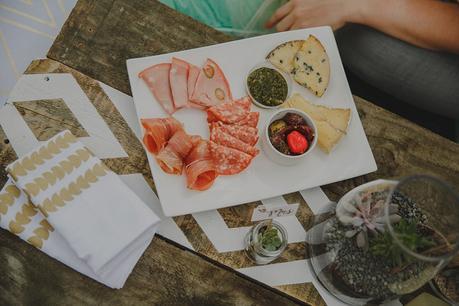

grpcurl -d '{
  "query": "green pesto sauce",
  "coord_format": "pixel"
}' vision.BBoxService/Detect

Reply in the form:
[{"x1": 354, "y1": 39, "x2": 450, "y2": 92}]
[{"x1": 247, "y1": 67, "x2": 288, "y2": 107}]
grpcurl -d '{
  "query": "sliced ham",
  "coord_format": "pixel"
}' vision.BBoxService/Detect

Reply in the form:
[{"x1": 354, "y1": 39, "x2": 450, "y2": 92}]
[
  {"x1": 170, "y1": 58, "x2": 190, "y2": 109},
  {"x1": 187, "y1": 64, "x2": 200, "y2": 100},
  {"x1": 191, "y1": 59, "x2": 232, "y2": 107},
  {"x1": 185, "y1": 140, "x2": 217, "y2": 191},
  {"x1": 141, "y1": 117, "x2": 183, "y2": 154},
  {"x1": 210, "y1": 127, "x2": 259, "y2": 157},
  {"x1": 139, "y1": 63, "x2": 175, "y2": 114},
  {"x1": 210, "y1": 142, "x2": 253, "y2": 175},
  {"x1": 207, "y1": 99, "x2": 250, "y2": 124},
  {"x1": 211, "y1": 122, "x2": 259, "y2": 146}
]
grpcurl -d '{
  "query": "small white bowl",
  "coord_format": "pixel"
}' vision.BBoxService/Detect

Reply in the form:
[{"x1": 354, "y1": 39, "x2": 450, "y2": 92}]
[
  {"x1": 262, "y1": 108, "x2": 318, "y2": 166},
  {"x1": 245, "y1": 62, "x2": 292, "y2": 109}
]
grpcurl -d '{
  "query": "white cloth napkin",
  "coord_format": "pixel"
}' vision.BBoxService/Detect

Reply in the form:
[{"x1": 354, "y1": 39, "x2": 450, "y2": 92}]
[
  {"x1": 0, "y1": 179, "x2": 156, "y2": 288},
  {"x1": 5, "y1": 130, "x2": 161, "y2": 287}
]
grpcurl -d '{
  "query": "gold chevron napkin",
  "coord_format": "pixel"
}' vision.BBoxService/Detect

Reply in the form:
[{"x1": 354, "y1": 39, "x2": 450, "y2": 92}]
[
  {"x1": 0, "y1": 179, "x2": 155, "y2": 288},
  {"x1": 6, "y1": 130, "x2": 160, "y2": 285}
]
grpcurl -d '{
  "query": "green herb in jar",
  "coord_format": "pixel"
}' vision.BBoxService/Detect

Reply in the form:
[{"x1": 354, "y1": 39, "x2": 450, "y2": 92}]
[{"x1": 247, "y1": 67, "x2": 288, "y2": 107}]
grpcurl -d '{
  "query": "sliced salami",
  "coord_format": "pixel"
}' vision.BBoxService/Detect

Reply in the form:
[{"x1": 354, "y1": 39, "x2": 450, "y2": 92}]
[
  {"x1": 211, "y1": 122, "x2": 259, "y2": 146},
  {"x1": 236, "y1": 112, "x2": 260, "y2": 128},
  {"x1": 210, "y1": 127, "x2": 259, "y2": 156},
  {"x1": 207, "y1": 99, "x2": 250, "y2": 124},
  {"x1": 210, "y1": 142, "x2": 253, "y2": 175}
]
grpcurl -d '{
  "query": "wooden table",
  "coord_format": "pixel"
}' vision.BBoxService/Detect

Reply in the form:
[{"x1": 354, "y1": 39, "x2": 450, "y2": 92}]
[{"x1": 1, "y1": 0, "x2": 458, "y2": 305}]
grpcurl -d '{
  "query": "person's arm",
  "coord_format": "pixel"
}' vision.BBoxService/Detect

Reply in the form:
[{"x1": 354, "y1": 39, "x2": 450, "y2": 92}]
[{"x1": 266, "y1": 0, "x2": 459, "y2": 54}]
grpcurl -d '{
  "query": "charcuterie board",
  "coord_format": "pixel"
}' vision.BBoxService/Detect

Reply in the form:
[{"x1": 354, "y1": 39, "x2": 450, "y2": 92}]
[{"x1": 127, "y1": 26, "x2": 376, "y2": 217}]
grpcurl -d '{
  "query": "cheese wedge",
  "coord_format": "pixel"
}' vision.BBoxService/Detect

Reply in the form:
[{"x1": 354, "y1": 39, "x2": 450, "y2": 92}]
[
  {"x1": 293, "y1": 35, "x2": 330, "y2": 97},
  {"x1": 266, "y1": 40, "x2": 304, "y2": 73},
  {"x1": 283, "y1": 93, "x2": 350, "y2": 153},
  {"x1": 314, "y1": 120, "x2": 345, "y2": 154}
]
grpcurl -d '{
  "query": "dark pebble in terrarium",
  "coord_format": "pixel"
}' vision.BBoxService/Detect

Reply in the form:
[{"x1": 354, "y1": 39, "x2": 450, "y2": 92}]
[{"x1": 322, "y1": 196, "x2": 430, "y2": 300}]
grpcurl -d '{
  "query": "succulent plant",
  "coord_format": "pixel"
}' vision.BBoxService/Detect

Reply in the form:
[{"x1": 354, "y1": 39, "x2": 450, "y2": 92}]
[{"x1": 336, "y1": 190, "x2": 401, "y2": 249}]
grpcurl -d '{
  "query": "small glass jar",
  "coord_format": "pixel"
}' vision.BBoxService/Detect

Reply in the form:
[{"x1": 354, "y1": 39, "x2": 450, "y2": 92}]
[{"x1": 245, "y1": 220, "x2": 288, "y2": 265}]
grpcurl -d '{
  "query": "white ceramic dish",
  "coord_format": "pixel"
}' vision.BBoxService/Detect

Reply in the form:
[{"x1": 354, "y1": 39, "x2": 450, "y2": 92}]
[
  {"x1": 126, "y1": 26, "x2": 377, "y2": 217},
  {"x1": 245, "y1": 61, "x2": 292, "y2": 109},
  {"x1": 262, "y1": 108, "x2": 317, "y2": 165}
]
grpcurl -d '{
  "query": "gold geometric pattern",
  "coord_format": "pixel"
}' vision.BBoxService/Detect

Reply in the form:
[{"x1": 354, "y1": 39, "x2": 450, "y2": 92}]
[
  {"x1": 27, "y1": 219, "x2": 54, "y2": 249},
  {"x1": 38, "y1": 162, "x2": 109, "y2": 217},
  {"x1": 23, "y1": 148, "x2": 91, "y2": 197},
  {"x1": 8, "y1": 202, "x2": 37, "y2": 235},
  {"x1": 8, "y1": 131, "x2": 77, "y2": 179},
  {"x1": 0, "y1": 184, "x2": 21, "y2": 217}
]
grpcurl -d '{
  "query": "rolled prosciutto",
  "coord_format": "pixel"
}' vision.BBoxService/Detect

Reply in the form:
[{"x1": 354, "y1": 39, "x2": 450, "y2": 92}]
[
  {"x1": 156, "y1": 130, "x2": 195, "y2": 175},
  {"x1": 185, "y1": 139, "x2": 218, "y2": 191},
  {"x1": 141, "y1": 117, "x2": 183, "y2": 154}
]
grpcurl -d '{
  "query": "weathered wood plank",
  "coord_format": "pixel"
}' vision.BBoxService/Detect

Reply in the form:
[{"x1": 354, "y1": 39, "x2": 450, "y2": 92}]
[
  {"x1": 0, "y1": 229, "x2": 302, "y2": 306},
  {"x1": 48, "y1": 0, "x2": 232, "y2": 95}
]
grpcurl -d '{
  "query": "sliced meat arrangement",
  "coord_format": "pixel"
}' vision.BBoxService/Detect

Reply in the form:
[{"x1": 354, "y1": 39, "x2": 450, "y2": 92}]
[
  {"x1": 191, "y1": 59, "x2": 232, "y2": 107},
  {"x1": 139, "y1": 59, "x2": 259, "y2": 190},
  {"x1": 139, "y1": 63, "x2": 175, "y2": 114},
  {"x1": 139, "y1": 58, "x2": 232, "y2": 114},
  {"x1": 206, "y1": 96, "x2": 260, "y2": 175}
]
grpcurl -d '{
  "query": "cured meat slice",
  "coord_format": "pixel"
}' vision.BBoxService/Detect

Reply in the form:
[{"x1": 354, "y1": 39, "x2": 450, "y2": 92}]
[
  {"x1": 210, "y1": 127, "x2": 259, "y2": 156},
  {"x1": 234, "y1": 96, "x2": 252, "y2": 111},
  {"x1": 210, "y1": 142, "x2": 253, "y2": 175},
  {"x1": 236, "y1": 112, "x2": 259, "y2": 128},
  {"x1": 185, "y1": 140, "x2": 217, "y2": 191},
  {"x1": 167, "y1": 130, "x2": 195, "y2": 159},
  {"x1": 212, "y1": 122, "x2": 259, "y2": 146},
  {"x1": 207, "y1": 99, "x2": 250, "y2": 124},
  {"x1": 141, "y1": 117, "x2": 183, "y2": 154},
  {"x1": 139, "y1": 63, "x2": 175, "y2": 114},
  {"x1": 170, "y1": 58, "x2": 189, "y2": 109},
  {"x1": 156, "y1": 146, "x2": 183, "y2": 175},
  {"x1": 191, "y1": 59, "x2": 232, "y2": 107},
  {"x1": 186, "y1": 160, "x2": 218, "y2": 191},
  {"x1": 187, "y1": 64, "x2": 200, "y2": 100}
]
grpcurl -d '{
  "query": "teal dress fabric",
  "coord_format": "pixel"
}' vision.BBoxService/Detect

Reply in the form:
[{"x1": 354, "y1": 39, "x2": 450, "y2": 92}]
[{"x1": 159, "y1": 0, "x2": 286, "y2": 37}]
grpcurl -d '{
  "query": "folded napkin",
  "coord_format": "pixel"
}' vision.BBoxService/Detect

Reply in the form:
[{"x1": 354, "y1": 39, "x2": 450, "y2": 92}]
[{"x1": 5, "y1": 130, "x2": 161, "y2": 287}]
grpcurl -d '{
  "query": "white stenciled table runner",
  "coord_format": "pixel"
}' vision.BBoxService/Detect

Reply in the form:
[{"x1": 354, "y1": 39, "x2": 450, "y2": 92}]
[{"x1": 0, "y1": 68, "x2": 401, "y2": 306}]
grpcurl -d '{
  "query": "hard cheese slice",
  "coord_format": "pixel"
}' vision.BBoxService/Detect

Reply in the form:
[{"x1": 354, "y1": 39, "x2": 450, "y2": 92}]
[
  {"x1": 293, "y1": 35, "x2": 330, "y2": 97},
  {"x1": 266, "y1": 40, "x2": 304, "y2": 73}
]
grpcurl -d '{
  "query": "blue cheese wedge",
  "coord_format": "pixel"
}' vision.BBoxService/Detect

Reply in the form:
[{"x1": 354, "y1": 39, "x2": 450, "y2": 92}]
[
  {"x1": 266, "y1": 40, "x2": 304, "y2": 73},
  {"x1": 293, "y1": 35, "x2": 330, "y2": 97}
]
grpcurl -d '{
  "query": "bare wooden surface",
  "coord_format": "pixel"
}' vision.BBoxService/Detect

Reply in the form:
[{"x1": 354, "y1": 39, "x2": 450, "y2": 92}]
[{"x1": 0, "y1": 0, "x2": 456, "y2": 305}]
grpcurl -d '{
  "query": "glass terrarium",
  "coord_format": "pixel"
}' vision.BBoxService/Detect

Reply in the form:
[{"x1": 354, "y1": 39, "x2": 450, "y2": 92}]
[
  {"x1": 245, "y1": 219, "x2": 288, "y2": 265},
  {"x1": 308, "y1": 176, "x2": 459, "y2": 305}
]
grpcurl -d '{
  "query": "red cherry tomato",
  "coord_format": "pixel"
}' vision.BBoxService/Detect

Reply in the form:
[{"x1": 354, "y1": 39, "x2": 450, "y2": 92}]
[{"x1": 287, "y1": 131, "x2": 308, "y2": 154}]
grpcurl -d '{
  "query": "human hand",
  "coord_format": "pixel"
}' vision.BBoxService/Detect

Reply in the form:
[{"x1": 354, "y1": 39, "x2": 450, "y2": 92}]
[{"x1": 266, "y1": 0, "x2": 361, "y2": 31}]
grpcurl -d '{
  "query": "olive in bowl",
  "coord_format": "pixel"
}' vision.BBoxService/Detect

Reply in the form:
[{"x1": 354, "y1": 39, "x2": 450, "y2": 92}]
[
  {"x1": 246, "y1": 62, "x2": 291, "y2": 109},
  {"x1": 262, "y1": 108, "x2": 317, "y2": 165}
]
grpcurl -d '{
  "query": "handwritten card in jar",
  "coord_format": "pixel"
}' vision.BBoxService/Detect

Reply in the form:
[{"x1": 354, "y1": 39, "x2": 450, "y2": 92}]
[{"x1": 251, "y1": 203, "x2": 300, "y2": 221}]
